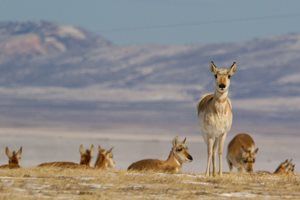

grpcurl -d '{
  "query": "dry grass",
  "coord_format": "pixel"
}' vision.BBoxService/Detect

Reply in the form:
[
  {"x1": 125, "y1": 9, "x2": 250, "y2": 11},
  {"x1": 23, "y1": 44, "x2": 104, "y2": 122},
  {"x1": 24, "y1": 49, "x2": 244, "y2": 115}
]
[{"x1": 0, "y1": 168, "x2": 299, "y2": 199}]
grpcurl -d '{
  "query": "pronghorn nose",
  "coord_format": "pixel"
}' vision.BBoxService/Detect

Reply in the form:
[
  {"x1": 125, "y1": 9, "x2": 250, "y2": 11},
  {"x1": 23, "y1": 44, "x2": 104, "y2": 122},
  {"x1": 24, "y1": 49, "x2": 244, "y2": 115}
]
[
  {"x1": 187, "y1": 155, "x2": 193, "y2": 161},
  {"x1": 219, "y1": 84, "x2": 226, "y2": 89}
]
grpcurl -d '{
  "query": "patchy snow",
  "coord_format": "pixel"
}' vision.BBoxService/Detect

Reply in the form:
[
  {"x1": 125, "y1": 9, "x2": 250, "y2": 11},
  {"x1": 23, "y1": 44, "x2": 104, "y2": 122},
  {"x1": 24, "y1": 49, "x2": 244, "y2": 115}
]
[
  {"x1": 57, "y1": 25, "x2": 86, "y2": 40},
  {"x1": 219, "y1": 192, "x2": 257, "y2": 198},
  {"x1": 45, "y1": 37, "x2": 66, "y2": 52},
  {"x1": 183, "y1": 181, "x2": 212, "y2": 185}
]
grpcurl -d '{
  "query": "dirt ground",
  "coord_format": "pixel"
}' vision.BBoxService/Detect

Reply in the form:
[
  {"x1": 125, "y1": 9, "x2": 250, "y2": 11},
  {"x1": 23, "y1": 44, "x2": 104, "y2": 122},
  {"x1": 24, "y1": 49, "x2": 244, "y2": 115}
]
[{"x1": 0, "y1": 168, "x2": 299, "y2": 200}]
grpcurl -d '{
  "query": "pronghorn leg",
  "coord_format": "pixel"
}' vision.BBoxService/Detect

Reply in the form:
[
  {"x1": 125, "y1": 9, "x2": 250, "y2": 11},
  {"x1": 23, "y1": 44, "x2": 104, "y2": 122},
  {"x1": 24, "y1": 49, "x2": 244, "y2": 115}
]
[
  {"x1": 218, "y1": 133, "x2": 227, "y2": 176},
  {"x1": 227, "y1": 159, "x2": 233, "y2": 173},
  {"x1": 205, "y1": 138, "x2": 214, "y2": 176},
  {"x1": 212, "y1": 139, "x2": 218, "y2": 176}
]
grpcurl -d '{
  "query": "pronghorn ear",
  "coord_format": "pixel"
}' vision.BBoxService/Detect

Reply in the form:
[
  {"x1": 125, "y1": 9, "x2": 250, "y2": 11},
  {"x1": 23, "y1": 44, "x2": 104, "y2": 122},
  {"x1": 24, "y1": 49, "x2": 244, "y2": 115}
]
[
  {"x1": 17, "y1": 147, "x2": 23, "y2": 156},
  {"x1": 90, "y1": 144, "x2": 94, "y2": 154},
  {"x1": 182, "y1": 137, "x2": 187, "y2": 144},
  {"x1": 172, "y1": 136, "x2": 178, "y2": 147},
  {"x1": 79, "y1": 144, "x2": 85, "y2": 155},
  {"x1": 210, "y1": 61, "x2": 218, "y2": 74},
  {"x1": 254, "y1": 148, "x2": 259, "y2": 154},
  {"x1": 5, "y1": 147, "x2": 12, "y2": 158},
  {"x1": 107, "y1": 147, "x2": 114, "y2": 154},
  {"x1": 228, "y1": 62, "x2": 237, "y2": 76}
]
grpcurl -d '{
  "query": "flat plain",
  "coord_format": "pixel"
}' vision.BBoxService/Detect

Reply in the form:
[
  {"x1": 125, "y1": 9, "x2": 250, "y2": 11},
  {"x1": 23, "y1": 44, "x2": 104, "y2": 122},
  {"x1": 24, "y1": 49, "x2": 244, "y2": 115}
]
[{"x1": 0, "y1": 168, "x2": 299, "y2": 200}]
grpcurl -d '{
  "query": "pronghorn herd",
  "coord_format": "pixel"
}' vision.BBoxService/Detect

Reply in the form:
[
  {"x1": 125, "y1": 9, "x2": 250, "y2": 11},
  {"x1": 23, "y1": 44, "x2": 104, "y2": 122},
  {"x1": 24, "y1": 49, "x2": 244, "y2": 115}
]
[{"x1": 0, "y1": 61, "x2": 296, "y2": 176}]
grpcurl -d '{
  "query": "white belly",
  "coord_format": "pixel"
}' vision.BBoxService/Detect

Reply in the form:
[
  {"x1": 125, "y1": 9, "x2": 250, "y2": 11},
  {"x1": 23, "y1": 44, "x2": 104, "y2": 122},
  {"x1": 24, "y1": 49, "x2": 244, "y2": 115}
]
[{"x1": 199, "y1": 111, "x2": 232, "y2": 141}]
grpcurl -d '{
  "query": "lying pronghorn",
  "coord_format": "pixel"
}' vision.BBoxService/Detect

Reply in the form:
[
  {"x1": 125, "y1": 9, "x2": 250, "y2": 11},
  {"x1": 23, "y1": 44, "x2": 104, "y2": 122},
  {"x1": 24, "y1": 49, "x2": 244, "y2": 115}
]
[
  {"x1": 127, "y1": 136, "x2": 193, "y2": 173},
  {"x1": 256, "y1": 159, "x2": 296, "y2": 175},
  {"x1": 273, "y1": 159, "x2": 295, "y2": 175},
  {"x1": 0, "y1": 147, "x2": 22, "y2": 169},
  {"x1": 38, "y1": 144, "x2": 94, "y2": 168},
  {"x1": 94, "y1": 146, "x2": 115, "y2": 170},
  {"x1": 198, "y1": 61, "x2": 237, "y2": 176},
  {"x1": 227, "y1": 133, "x2": 259, "y2": 173}
]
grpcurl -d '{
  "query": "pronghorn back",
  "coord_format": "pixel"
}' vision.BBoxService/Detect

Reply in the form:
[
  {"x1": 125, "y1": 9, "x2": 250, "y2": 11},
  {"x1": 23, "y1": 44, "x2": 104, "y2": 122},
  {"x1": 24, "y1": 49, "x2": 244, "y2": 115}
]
[
  {"x1": 38, "y1": 161, "x2": 81, "y2": 168},
  {"x1": 37, "y1": 144, "x2": 94, "y2": 168},
  {"x1": 128, "y1": 159, "x2": 169, "y2": 172}
]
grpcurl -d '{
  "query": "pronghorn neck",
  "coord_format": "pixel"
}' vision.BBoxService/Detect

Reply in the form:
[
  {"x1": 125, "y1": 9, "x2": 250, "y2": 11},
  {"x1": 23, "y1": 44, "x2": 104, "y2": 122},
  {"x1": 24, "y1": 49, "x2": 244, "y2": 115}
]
[
  {"x1": 213, "y1": 90, "x2": 228, "y2": 103},
  {"x1": 95, "y1": 153, "x2": 108, "y2": 169},
  {"x1": 165, "y1": 150, "x2": 182, "y2": 168}
]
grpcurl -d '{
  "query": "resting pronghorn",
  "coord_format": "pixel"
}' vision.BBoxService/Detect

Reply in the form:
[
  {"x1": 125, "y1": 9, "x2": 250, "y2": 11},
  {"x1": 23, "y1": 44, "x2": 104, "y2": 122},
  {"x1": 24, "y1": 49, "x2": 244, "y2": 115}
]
[
  {"x1": 257, "y1": 159, "x2": 296, "y2": 175},
  {"x1": 273, "y1": 159, "x2": 295, "y2": 175},
  {"x1": 227, "y1": 133, "x2": 259, "y2": 173},
  {"x1": 0, "y1": 147, "x2": 22, "y2": 169},
  {"x1": 94, "y1": 146, "x2": 115, "y2": 170},
  {"x1": 38, "y1": 144, "x2": 94, "y2": 168},
  {"x1": 127, "y1": 136, "x2": 193, "y2": 173},
  {"x1": 197, "y1": 61, "x2": 237, "y2": 176}
]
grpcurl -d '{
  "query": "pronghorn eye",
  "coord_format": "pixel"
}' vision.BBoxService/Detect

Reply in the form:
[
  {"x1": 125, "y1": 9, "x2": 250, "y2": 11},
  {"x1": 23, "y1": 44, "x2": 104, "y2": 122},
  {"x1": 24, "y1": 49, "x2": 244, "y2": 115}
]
[
  {"x1": 176, "y1": 148, "x2": 183, "y2": 152},
  {"x1": 243, "y1": 159, "x2": 248, "y2": 163},
  {"x1": 228, "y1": 75, "x2": 231, "y2": 79},
  {"x1": 214, "y1": 74, "x2": 217, "y2": 79}
]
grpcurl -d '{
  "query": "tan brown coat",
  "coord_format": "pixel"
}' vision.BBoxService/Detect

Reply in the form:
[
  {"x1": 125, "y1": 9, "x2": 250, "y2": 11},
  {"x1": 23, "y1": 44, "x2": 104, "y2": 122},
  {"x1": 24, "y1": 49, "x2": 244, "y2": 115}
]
[
  {"x1": 37, "y1": 144, "x2": 94, "y2": 168},
  {"x1": 226, "y1": 133, "x2": 258, "y2": 172},
  {"x1": 0, "y1": 147, "x2": 22, "y2": 169},
  {"x1": 128, "y1": 137, "x2": 193, "y2": 173}
]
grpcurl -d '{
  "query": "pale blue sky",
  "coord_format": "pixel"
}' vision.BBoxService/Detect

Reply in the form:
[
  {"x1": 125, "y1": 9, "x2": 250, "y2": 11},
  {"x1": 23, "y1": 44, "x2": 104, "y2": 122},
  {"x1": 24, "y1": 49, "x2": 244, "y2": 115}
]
[{"x1": 0, "y1": 0, "x2": 300, "y2": 45}]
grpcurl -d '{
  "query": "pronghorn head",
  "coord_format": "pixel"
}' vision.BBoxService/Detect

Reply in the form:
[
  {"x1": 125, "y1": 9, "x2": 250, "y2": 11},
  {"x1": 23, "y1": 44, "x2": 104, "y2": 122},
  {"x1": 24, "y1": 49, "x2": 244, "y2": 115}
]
[
  {"x1": 95, "y1": 146, "x2": 115, "y2": 169},
  {"x1": 5, "y1": 147, "x2": 22, "y2": 166},
  {"x1": 172, "y1": 136, "x2": 193, "y2": 163},
  {"x1": 210, "y1": 61, "x2": 237, "y2": 93},
  {"x1": 274, "y1": 159, "x2": 295, "y2": 174},
  {"x1": 79, "y1": 144, "x2": 94, "y2": 166},
  {"x1": 241, "y1": 145, "x2": 258, "y2": 172}
]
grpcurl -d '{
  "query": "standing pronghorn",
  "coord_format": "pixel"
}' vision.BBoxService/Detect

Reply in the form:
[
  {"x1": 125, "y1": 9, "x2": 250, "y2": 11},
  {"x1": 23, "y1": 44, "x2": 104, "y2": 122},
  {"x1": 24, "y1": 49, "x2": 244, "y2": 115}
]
[
  {"x1": 197, "y1": 61, "x2": 237, "y2": 176},
  {"x1": 0, "y1": 147, "x2": 22, "y2": 169},
  {"x1": 227, "y1": 133, "x2": 259, "y2": 173}
]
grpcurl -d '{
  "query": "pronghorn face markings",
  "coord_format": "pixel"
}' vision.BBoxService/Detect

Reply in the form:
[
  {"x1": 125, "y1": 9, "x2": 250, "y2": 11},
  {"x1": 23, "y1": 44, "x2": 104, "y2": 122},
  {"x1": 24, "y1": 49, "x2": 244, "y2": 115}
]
[
  {"x1": 210, "y1": 61, "x2": 237, "y2": 93},
  {"x1": 5, "y1": 147, "x2": 22, "y2": 166},
  {"x1": 241, "y1": 146, "x2": 258, "y2": 172},
  {"x1": 79, "y1": 144, "x2": 94, "y2": 166},
  {"x1": 172, "y1": 137, "x2": 193, "y2": 163}
]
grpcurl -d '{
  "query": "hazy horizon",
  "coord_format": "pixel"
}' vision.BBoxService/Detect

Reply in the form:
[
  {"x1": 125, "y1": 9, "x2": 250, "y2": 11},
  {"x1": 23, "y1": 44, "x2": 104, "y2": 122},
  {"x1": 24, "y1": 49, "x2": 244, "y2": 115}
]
[{"x1": 1, "y1": 1, "x2": 300, "y2": 45}]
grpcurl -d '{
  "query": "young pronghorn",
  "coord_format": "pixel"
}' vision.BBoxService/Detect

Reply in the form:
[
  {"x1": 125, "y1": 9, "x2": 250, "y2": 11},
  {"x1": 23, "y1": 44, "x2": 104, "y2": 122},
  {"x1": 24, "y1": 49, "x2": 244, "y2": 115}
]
[
  {"x1": 127, "y1": 136, "x2": 193, "y2": 173},
  {"x1": 94, "y1": 146, "x2": 115, "y2": 170},
  {"x1": 0, "y1": 147, "x2": 22, "y2": 169},
  {"x1": 38, "y1": 144, "x2": 94, "y2": 168},
  {"x1": 197, "y1": 61, "x2": 237, "y2": 176},
  {"x1": 227, "y1": 133, "x2": 259, "y2": 173}
]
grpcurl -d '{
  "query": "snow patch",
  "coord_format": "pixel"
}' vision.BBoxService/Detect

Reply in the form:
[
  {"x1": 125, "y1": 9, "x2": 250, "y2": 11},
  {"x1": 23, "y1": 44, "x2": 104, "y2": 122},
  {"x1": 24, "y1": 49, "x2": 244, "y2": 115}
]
[
  {"x1": 57, "y1": 25, "x2": 86, "y2": 40},
  {"x1": 219, "y1": 192, "x2": 257, "y2": 198}
]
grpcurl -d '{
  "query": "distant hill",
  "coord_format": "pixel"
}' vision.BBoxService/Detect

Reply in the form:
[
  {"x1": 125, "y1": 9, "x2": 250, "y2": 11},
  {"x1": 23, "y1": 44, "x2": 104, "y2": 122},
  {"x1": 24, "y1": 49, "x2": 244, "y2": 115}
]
[{"x1": 0, "y1": 21, "x2": 299, "y2": 135}]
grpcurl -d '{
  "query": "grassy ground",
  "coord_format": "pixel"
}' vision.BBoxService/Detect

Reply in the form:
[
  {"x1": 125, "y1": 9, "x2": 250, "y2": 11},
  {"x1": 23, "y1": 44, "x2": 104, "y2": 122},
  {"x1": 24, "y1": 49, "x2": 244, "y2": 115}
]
[{"x1": 0, "y1": 168, "x2": 299, "y2": 200}]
